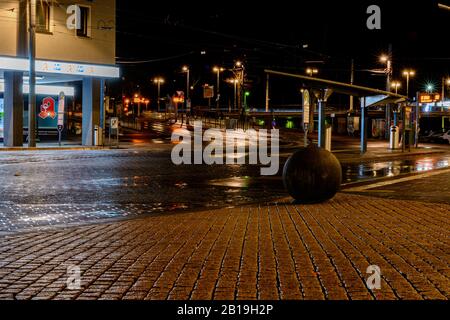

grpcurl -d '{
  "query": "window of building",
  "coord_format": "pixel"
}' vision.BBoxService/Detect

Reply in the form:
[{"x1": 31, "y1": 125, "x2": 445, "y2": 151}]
[
  {"x1": 76, "y1": 6, "x2": 90, "y2": 38},
  {"x1": 36, "y1": 1, "x2": 51, "y2": 33}
]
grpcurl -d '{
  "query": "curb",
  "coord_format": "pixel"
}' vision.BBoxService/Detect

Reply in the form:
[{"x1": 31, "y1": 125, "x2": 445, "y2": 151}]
[{"x1": 0, "y1": 146, "x2": 112, "y2": 152}]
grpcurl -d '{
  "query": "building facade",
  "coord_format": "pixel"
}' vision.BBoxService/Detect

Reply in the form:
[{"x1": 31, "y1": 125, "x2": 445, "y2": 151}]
[{"x1": 0, "y1": 0, "x2": 119, "y2": 146}]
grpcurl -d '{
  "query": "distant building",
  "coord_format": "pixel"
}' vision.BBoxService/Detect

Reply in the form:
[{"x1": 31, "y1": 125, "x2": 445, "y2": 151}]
[{"x1": 0, "y1": 0, "x2": 119, "y2": 146}]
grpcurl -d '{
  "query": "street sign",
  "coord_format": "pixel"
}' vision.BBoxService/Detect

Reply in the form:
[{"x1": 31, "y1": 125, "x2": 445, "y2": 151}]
[
  {"x1": 203, "y1": 86, "x2": 214, "y2": 99},
  {"x1": 173, "y1": 91, "x2": 185, "y2": 104},
  {"x1": 57, "y1": 92, "x2": 65, "y2": 127},
  {"x1": 110, "y1": 117, "x2": 119, "y2": 130},
  {"x1": 303, "y1": 89, "x2": 310, "y2": 124},
  {"x1": 419, "y1": 93, "x2": 441, "y2": 104},
  {"x1": 57, "y1": 92, "x2": 65, "y2": 146}
]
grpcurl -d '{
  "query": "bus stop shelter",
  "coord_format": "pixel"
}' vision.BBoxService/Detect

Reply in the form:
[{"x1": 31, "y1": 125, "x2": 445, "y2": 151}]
[{"x1": 265, "y1": 70, "x2": 409, "y2": 154}]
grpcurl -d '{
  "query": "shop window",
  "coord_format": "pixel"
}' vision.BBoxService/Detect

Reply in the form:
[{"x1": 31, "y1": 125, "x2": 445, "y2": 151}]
[
  {"x1": 36, "y1": 1, "x2": 51, "y2": 33},
  {"x1": 76, "y1": 6, "x2": 90, "y2": 38}
]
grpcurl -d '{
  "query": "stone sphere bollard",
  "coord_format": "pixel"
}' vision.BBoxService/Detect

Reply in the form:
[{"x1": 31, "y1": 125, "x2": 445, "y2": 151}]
[{"x1": 283, "y1": 145, "x2": 342, "y2": 203}]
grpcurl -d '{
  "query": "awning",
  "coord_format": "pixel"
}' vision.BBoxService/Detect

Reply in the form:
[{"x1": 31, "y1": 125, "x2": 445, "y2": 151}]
[{"x1": 0, "y1": 56, "x2": 120, "y2": 80}]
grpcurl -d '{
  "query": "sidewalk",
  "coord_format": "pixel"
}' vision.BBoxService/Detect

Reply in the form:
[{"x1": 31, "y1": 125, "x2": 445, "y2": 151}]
[
  {"x1": 0, "y1": 193, "x2": 448, "y2": 300},
  {"x1": 0, "y1": 141, "x2": 108, "y2": 152}
]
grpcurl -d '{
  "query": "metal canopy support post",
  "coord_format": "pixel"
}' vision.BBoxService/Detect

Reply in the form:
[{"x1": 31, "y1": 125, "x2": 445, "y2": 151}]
[
  {"x1": 318, "y1": 98, "x2": 326, "y2": 148},
  {"x1": 360, "y1": 97, "x2": 367, "y2": 154},
  {"x1": 415, "y1": 92, "x2": 420, "y2": 148},
  {"x1": 3, "y1": 72, "x2": 24, "y2": 147},
  {"x1": 27, "y1": 0, "x2": 37, "y2": 148},
  {"x1": 82, "y1": 78, "x2": 102, "y2": 146}
]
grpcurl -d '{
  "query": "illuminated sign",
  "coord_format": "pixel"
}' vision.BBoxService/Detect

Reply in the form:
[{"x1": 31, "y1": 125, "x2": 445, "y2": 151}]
[
  {"x1": 173, "y1": 91, "x2": 185, "y2": 104},
  {"x1": 203, "y1": 86, "x2": 214, "y2": 99},
  {"x1": 0, "y1": 56, "x2": 120, "y2": 78},
  {"x1": 0, "y1": 81, "x2": 75, "y2": 96},
  {"x1": 419, "y1": 93, "x2": 441, "y2": 104},
  {"x1": 39, "y1": 97, "x2": 57, "y2": 120}
]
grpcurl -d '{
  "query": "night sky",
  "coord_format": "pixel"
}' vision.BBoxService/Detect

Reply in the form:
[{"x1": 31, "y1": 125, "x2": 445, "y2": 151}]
[{"x1": 114, "y1": 0, "x2": 450, "y2": 106}]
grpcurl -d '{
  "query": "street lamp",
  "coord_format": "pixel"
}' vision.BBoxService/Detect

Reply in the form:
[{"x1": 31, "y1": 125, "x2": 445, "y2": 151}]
[
  {"x1": 402, "y1": 69, "x2": 415, "y2": 98},
  {"x1": 306, "y1": 68, "x2": 319, "y2": 77},
  {"x1": 425, "y1": 84, "x2": 434, "y2": 93},
  {"x1": 182, "y1": 66, "x2": 190, "y2": 108},
  {"x1": 153, "y1": 78, "x2": 165, "y2": 112},
  {"x1": 213, "y1": 66, "x2": 224, "y2": 111},
  {"x1": 391, "y1": 81, "x2": 401, "y2": 94},
  {"x1": 380, "y1": 54, "x2": 393, "y2": 91},
  {"x1": 227, "y1": 79, "x2": 238, "y2": 111},
  {"x1": 234, "y1": 61, "x2": 245, "y2": 111}
]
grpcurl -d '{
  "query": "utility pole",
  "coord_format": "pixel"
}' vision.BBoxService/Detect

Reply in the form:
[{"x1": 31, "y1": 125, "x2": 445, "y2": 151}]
[
  {"x1": 27, "y1": 0, "x2": 37, "y2": 148},
  {"x1": 349, "y1": 59, "x2": 354, "y2": 112},
  {"x1": 385, "y1": 44, "x2": 393, "y2": 140},
  {"x1": 265, "y1": 74, "x2": 270, "y2": 112}
]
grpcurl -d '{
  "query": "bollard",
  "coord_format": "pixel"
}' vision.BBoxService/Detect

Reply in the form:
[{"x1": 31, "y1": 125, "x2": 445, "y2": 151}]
[{"x1": 283, "y1": 145, "x2": 342, "y2": 203}]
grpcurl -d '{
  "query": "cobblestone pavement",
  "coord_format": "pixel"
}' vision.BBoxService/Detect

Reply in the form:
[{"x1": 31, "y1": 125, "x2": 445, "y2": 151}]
[
  {"x1": 1, "y1": 146, "x2": 450, "y2": 233},
  {"x1": 0, "y1": 193, "x2": 448, "y2": 300},
  {"x1": 347, "y1": 171, "x2": 450, "y2": 204}
]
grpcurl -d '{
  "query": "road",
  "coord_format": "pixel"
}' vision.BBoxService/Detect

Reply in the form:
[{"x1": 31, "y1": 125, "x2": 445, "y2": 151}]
[{"x1": 0, "y1": 120, "x2": 449, "y2": 234}]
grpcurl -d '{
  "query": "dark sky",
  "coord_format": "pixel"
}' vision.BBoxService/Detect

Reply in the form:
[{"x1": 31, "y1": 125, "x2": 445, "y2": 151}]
[{"x1": 115, "y1": 0, "x2": 450, "y2": 105}]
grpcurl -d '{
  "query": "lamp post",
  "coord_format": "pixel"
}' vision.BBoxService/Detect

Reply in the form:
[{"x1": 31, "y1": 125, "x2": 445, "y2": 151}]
[
  {"x1": 227, "y1": 79, "x2": 238, "y2": 111},
  {"x1": 403, "y1": 69, "x2": 415, "y2": 98},
  {"x1": 306, "y1": 68, "x2": 318, "y2": 77},
  {"x1": 380, "y1": 54, "x2": 393, "y2": 90},
  {"x1": 380, "y1": 52, "x2": 393, "y2": 140},
  {"x1": 235, "y1": 61, "x2": 245, "y2": 111},
  {"x1": 182, "y1": 66, "x2": 190, "y2": 109},
  {"x1": 391, "y1": 81, "x2": 401, "y2": 94},
  {"x1": 213, "y1": 67, "x2": 224, "y2": 112},
  {"x1": 153, "y1": 78, "x2": 165, "y2": 112}
]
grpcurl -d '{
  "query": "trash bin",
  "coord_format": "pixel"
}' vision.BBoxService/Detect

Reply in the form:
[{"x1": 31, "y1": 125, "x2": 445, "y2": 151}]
[
  {"x1": 94, "y1": 126, "x2": 103, "y2": 146},
  {"x1": 390, "y1": 126, "x2": 399, "y2": 150}
]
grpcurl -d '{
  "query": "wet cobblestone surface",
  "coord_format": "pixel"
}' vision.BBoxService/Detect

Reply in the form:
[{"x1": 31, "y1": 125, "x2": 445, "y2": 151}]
[
  {"x1": 0, "y1": 193, "x2": 448, "y2": 300},
  {"x1": 0, "y1": 148, "x2": 285, "y2": 233}
]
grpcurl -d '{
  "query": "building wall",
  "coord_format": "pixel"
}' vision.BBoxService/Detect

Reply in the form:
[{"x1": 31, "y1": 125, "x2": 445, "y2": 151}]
[
  {"x1": 0, "y1": 1, "x2": 19, "y2": 57},
  {"x1": 0, "y1": 0, "x2": 116, "y2": 65}
]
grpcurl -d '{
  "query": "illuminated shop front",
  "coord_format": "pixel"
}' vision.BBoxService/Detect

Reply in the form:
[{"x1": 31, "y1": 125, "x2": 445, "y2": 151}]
[{"x1": 0, "y1": 0, "x2": 118, "y2": 147}]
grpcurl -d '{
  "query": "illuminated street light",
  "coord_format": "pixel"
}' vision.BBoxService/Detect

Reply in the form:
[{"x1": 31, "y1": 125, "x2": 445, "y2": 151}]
[
  {"x1": 379, "y1": 55, "x2": 389, "y2": 63},
  {"x1": 391, "y1": 81, "x2": 401, "y2": 94},
  {"x1": 306, "y1": 68, "x2": 319, "y2": 77},
  {"x1": 182, "y1": 66, "x2": 190, "y2": 108},
  {"x1": 213, "y1": 66, "x2": 225, "y2": 111},
  {"x1": 233, "y1": 61, "x2": 245, "y2": 111},
  {"x1": 426, "y1": 84, "x2": 434, "y2": 93},
  {"x1": 402, "y1": 69, "x2": 415, "y2": 98},
  {"x1": 153, "y1": 78, "x2": 165, "y2": 112},
  {"x1": 227, "y1": 79, "x2": 239, "y2": 111}
]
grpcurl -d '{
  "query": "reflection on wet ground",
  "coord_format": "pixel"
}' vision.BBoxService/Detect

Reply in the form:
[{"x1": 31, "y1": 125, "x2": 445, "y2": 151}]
[
  {"x1": 1, "y1": 118, "x2": 449, "y2": 233},
  {"x1": 341, "y1": 156, "x2": 450, "y2": 184}
]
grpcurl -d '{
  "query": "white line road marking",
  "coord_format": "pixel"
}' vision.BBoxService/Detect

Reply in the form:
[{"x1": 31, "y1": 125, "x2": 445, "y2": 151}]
[{"x1": 344, "y1": 168, "x2": 450, "y2": 192}]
